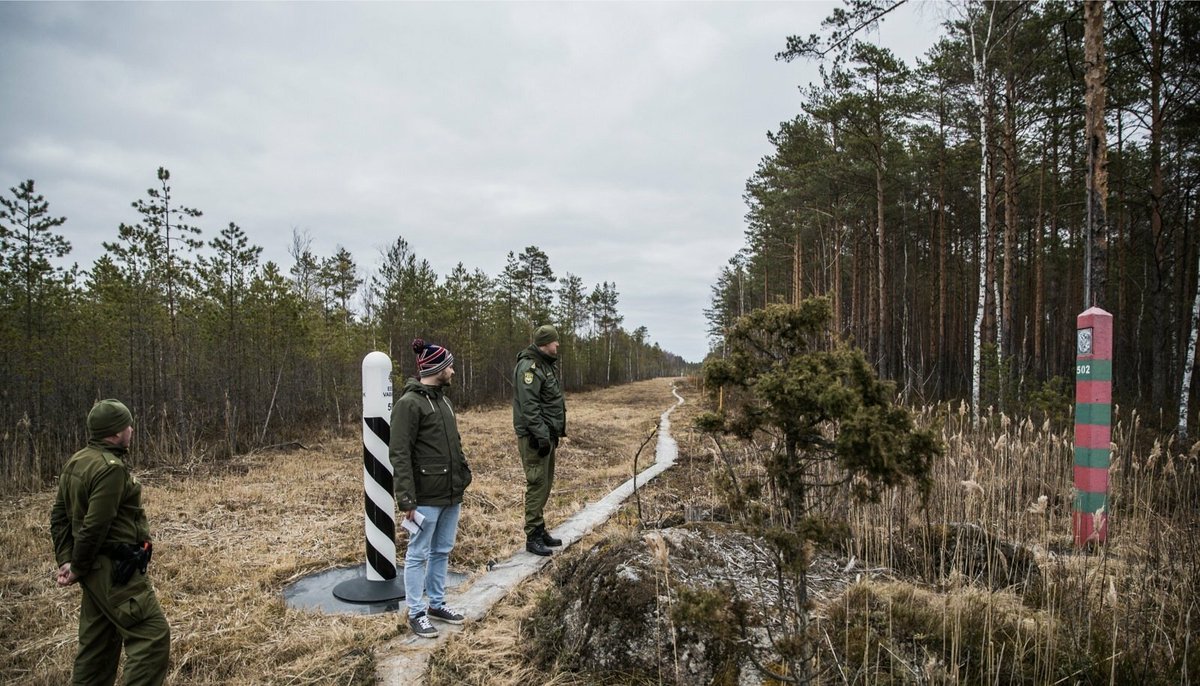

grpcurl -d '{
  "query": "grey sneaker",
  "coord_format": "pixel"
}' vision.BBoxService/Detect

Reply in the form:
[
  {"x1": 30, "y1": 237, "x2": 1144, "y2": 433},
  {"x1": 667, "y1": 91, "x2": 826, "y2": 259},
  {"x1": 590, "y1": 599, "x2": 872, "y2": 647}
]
[
  {"x1": 407, "y1": 611, "x2": 438, "y2": 638},
  {"x1": 427, "y1": 605, "x2": 465, "y2": 624}
]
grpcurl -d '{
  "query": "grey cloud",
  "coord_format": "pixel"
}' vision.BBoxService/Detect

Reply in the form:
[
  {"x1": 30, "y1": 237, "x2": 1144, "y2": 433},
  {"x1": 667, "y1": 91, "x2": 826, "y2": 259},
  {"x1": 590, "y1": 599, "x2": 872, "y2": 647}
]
[{"x1": 0, "y1": 1, "x2": 938, "y2": 362}]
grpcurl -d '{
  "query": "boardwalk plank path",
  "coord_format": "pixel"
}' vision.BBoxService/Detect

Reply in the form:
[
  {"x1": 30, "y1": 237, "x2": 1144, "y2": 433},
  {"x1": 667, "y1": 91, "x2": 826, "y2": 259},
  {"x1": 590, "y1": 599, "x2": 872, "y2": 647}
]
[{"x1": 376, "y1": 385, "x2": 685, "y2": 685}]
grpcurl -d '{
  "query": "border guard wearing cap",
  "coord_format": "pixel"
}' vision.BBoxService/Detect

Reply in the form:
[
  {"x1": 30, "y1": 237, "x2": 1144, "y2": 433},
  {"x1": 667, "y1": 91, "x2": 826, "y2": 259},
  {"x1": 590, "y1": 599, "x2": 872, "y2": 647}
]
[
  {"x1": 50, "y1": 399, "x2": 170, "y2": 685},
  {"x1": 513, "y1": 324, "x2": 568, "y2": 556}
]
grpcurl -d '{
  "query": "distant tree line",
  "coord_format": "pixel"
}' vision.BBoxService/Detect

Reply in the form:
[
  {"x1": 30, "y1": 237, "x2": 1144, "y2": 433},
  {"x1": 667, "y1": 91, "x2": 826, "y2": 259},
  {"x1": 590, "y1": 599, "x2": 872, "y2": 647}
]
[
  {"x1": 707, "y1": 1, "x2": 1199, "y2": 433},
  {"x1": 0, "y1": 169, "x2": 690, "y2": 492}
]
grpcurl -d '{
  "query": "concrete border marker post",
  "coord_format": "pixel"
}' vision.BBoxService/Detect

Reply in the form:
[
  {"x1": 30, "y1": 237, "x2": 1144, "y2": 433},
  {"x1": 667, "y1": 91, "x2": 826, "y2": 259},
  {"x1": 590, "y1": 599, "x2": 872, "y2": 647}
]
[
  {"x1": 333, "y1": 351, "x2": 405, "y2": 603},
  {"x1": 1074, "y1": 307, "x2": 1112, "y2": 546}
]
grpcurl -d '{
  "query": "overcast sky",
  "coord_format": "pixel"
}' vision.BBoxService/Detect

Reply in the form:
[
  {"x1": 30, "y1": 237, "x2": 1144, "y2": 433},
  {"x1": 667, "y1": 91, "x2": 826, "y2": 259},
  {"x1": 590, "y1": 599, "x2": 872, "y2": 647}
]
[{"x1": 0, "y1": 1, "x2": 944, "y2": 362}]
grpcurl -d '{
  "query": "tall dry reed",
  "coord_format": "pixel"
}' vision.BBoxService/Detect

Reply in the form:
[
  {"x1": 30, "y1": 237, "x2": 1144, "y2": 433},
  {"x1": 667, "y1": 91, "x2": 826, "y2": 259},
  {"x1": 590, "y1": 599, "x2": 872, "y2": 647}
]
[{"x1": 828, "y1": 403, "x2": 1199, "y2": 683}]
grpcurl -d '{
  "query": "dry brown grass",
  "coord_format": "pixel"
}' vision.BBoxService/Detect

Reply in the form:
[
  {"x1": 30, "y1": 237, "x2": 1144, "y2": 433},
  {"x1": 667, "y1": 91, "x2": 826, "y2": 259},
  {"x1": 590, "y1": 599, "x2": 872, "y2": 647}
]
[
  {"x1": 832, "y1": 404, "x2": 1199, "y2": 682},
  {"x1": 0, "y1": 377, "x2": 680, "y2": 685},
  {"x1": 429, "y1": 389, "x2": 1200, "y2": 685},
  {"x1": 17, "y1": 379, "x2": 1185, "y2": 684}
]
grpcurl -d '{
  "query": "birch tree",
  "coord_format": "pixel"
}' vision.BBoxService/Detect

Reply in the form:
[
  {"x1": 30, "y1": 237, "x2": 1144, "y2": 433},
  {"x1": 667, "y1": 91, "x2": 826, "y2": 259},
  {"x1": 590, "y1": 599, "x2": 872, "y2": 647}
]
[
  {"x1": 1181, "y1": 248, "x2": 1200, "y2": 442},
  {"x1": 965, "y1": 1, "x2": 997, "y2": 427}
]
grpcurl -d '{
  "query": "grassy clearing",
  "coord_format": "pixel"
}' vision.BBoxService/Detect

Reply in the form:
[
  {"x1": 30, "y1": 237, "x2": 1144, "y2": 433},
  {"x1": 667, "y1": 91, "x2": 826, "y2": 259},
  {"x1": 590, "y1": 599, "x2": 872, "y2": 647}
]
[
  {"x1": 10, "y1": 378, "x2": 1193, "y2": 684},
  {"x1": 0, "y1": 377, "x2": 677, "y2": 685}
]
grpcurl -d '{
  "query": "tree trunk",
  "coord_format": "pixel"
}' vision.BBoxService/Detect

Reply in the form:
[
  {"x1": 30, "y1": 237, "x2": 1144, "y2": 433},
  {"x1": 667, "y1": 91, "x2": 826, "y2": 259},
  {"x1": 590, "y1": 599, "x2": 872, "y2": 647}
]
[
  {"x1": 1002, "y1": 71, "x2": 1019, "y2": 363},
  {"x1": 876, "y1": 163, "x2": 888, "y2": 379},
  {"x1": 1149, "y1": 1, "x2": 1169, "y2": 406},
  {"x1": 833, "y1": 206, "x2": 843, "y2": 335},
  {"x1": 1034, "y1": 151, "x2": 1046, "y2": 377},
  {"x1": 1181, "y1": 243, "x2": 1200, "y2": 443},
  {"x1": 606, "y1": 332, "x2": 613, "y2": 385},
  {"x1": 937, "y1": 116, "x2": 948, "y2": 397},
  {"x1": 792, "y1": 232, "x2": 803, "y2": 306},
  {"x1": 1083, "y1": 0, "x2": 1109, "y2": 308},
  {"x1": 970, "y1": 8, "x2": 994, "y2": 427}
]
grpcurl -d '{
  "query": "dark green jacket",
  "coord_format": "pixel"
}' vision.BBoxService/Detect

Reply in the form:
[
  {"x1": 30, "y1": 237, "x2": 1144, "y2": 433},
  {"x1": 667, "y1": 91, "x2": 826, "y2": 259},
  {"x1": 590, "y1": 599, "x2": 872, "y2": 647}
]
[
  {"x1": 50, "y1": 441, "x2": 151, "y2": 579},
  {"x1": 389, "y1": 378, "x2": 472, "y2": 510},
  {"x1": 512, "y1": 345, "x2": 567, "y2": 441}
]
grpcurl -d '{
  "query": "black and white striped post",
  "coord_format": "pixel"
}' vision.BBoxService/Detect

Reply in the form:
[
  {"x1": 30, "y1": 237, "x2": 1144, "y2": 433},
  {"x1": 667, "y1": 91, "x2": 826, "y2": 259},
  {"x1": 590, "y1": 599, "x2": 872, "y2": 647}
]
[{"x1": 332, "y1": 351, "x2": 405, "y2": 603}]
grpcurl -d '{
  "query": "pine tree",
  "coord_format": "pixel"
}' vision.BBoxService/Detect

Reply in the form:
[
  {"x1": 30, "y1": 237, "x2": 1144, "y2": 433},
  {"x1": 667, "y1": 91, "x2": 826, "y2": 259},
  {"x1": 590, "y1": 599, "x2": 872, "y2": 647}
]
[
  {"x1": 103, "y1": 167, "x2": 204, "y2": 456},
  {"x1": 698, "y1": 297, "x2": 941, "y2": 682},
  {"x1": 0, "y1": 179, "x2": 74, "y2": 480},
  {"x1": 198, "y1": 222, "x2": 263, "y2": 453},
  {"x1": 590, "y1": 281, "x2": 623, "y2": 385},
  {"x1": 500, "y1": 245, "x2": 557, "y2": 328}
]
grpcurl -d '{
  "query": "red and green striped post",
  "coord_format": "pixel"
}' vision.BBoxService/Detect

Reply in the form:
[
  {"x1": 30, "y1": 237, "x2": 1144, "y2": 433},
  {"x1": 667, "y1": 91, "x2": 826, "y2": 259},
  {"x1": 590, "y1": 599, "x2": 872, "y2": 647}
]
[{"x1": 1074, "y1": 307, "x2": 1112, "y2": 546}]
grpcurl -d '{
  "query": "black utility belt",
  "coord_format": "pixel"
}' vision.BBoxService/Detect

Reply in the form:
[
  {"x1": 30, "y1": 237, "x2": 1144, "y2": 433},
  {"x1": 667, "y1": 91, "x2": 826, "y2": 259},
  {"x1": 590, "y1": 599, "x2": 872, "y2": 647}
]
[
  {"x1": 102, "y1": 541, "x2": 153, "y2": 585},
  {"x1": 101, "y1": 541, "x2": 148, "y2": 558}
]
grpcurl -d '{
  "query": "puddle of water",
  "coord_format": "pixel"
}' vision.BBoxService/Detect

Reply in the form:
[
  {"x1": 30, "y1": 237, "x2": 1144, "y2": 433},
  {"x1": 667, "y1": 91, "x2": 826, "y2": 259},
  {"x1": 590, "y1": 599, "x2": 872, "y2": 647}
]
[{"x1": 283, "y1": 564, "x2": 469, "y2": 615}]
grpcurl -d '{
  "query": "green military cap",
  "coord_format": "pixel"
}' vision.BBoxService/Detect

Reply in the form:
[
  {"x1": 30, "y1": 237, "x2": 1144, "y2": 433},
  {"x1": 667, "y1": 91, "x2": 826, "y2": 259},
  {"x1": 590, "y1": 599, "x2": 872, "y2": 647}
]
[
  {"x1": 533, "y1": 325, "x2": 559, "y2": 346},
  {"x1": 88, "y1": 399, "x2": 133, "y2": 439}
]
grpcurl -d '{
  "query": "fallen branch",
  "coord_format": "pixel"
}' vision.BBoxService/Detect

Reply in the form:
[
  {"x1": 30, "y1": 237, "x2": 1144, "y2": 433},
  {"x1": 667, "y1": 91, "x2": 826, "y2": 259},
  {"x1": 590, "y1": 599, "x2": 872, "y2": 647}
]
[
  {"x1": 253, "y1": 441, "x2": 310, "y2": 454},
  {"x1": 632, "y1": 423, "x2": 659, "y2": 528},
  {"x1": 259, "y1": 364, "x2": 284, "y2": 445}
]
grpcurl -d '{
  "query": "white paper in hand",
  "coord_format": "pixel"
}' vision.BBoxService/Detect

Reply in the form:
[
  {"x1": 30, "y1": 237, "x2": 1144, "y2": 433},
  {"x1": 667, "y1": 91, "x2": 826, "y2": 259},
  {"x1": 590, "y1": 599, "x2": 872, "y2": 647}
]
[{"x1": 401, "y1": 509, "x2": 425, "y2": 536}]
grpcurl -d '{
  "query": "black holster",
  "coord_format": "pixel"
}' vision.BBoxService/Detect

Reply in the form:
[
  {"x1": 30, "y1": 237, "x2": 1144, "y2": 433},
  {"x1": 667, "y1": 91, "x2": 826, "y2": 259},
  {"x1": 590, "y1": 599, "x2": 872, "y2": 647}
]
[{"x1": 108, "y1": 541, "x2": 153, "y2": 586}]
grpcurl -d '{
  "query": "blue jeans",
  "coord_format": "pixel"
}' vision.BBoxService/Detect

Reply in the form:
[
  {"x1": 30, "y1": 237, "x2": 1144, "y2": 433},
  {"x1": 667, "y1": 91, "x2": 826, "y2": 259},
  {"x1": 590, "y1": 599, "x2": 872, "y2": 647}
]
[{"x1": 404, "y1": 502, "x2": 461, "y2": 617}]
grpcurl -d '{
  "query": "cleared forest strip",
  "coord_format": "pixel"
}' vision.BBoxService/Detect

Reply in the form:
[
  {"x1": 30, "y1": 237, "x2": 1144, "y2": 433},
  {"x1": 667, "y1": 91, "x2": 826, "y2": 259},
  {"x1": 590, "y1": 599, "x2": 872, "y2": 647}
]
[{"x1": 0, "y1": 377, "x2": 681, "y2": 685}]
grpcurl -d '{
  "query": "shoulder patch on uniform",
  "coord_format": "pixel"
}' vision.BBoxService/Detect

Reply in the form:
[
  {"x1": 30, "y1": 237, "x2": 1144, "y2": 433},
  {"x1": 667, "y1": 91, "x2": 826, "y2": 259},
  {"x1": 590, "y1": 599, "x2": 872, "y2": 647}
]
[{"x1": 523, "y1": 370, "x2": 534, "y2": 385}]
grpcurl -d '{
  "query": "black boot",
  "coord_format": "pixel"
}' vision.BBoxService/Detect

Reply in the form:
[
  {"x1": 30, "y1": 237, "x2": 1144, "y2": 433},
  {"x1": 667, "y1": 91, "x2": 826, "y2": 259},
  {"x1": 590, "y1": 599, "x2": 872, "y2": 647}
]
[
  {"x1": 539, "y1": 525, "x2": 562, "y2": 547},
  {"x1": 526, "y1": 531, "x2": 552, "y2": 556}
]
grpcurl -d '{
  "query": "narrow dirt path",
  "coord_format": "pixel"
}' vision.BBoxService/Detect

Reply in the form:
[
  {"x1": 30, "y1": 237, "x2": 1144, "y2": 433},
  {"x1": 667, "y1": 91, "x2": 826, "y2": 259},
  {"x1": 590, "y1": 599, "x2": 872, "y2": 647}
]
[{"x1": 375, "y1": 384, "x2": 686, "y2": 685}]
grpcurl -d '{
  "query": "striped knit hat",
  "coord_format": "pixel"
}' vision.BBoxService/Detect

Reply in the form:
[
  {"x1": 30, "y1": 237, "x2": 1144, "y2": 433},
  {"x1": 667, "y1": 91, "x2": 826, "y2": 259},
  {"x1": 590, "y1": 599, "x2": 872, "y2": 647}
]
[{"x1": 412, "y1": 338, "x2": 454, "y2": 377}]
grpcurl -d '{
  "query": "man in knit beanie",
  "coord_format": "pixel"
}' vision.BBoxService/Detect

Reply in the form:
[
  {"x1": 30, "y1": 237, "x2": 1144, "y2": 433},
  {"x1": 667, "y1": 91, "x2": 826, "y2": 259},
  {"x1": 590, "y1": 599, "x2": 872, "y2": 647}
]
[
  {"x1": 414, "y1": 339, "x2": 454, "y2": 380},
  {"x1": 390, "y1": 339, "x2": 472, "y2": 638},
  {"x1": 512, "y1": 324, "x2": 567, "y2": 556},
  {"x1": 50, "y1": 399, "x2": 170, "y2": 685}
]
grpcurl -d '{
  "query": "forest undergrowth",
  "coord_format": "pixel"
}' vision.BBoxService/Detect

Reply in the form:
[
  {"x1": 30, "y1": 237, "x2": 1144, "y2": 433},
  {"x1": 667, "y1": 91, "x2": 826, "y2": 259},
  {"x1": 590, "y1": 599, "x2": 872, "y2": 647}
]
[{"x1": 825, "y1": 402, "x2": 1199, "y2": 684}]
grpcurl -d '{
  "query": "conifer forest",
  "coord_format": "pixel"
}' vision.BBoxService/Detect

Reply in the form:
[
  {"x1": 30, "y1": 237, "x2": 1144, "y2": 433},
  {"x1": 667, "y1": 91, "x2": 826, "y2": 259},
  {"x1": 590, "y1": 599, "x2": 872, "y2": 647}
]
[
  {"x1": 0, "y1": 167, "x2": 689, "y2": 491},
  {"x1": 4, "y1": 1, "x2": 1199, "y2": 494},
  {"x1": 2, "y1": 1, "x2": 1200, "y2": 683},
  {"x1": 706, "y1": 1, "x2": 1199, "y2": 437}
]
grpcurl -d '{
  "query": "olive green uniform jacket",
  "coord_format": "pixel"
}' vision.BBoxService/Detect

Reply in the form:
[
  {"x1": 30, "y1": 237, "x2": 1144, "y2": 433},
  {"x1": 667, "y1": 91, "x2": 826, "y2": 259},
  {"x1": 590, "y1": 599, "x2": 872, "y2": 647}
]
[
  {"x1": 389, "y1": 378, "x2": 473, "y2": 511},
  {"x1": 50, "y1": 440, "x2": 170, "y2": 686},
  {"x1": 512, "y1": 345, "x2": 566, "y2": 537},
  {"x1": 51, "y1": 441, "x2": 151, "y2": 578},
  {"x1": 512, "y1": 345, "x2": 567, "y2": 442}
]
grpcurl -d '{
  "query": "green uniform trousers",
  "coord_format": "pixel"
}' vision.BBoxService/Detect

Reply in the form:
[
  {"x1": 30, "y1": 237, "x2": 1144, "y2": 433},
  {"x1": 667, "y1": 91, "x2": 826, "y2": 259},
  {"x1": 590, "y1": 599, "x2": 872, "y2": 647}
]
[
  {"x1": 75, "y1": 555, "x2": 170, "y2": 686},
  {"x1": 518, "y1": 437, "x2": 557, "y2": 538}
]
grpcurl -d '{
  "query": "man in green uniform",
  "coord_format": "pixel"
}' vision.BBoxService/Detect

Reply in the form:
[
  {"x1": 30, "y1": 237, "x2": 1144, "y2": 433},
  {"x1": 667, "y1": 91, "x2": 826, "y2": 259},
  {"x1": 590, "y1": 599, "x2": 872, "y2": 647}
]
[
  {"x1": 50, "y1": 399, "x2": 170, "y2": 686},
  {"x1": 513, "y1": 324, "x2": 567, "y2": 556}
]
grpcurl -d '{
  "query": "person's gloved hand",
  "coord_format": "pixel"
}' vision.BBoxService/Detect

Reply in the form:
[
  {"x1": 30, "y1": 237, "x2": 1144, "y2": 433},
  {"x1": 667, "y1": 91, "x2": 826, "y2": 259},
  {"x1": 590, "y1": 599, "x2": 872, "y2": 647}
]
[{"x1": 529, "y1": 435, "x2": 552, "y2": 457}]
